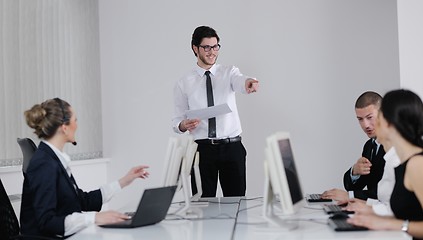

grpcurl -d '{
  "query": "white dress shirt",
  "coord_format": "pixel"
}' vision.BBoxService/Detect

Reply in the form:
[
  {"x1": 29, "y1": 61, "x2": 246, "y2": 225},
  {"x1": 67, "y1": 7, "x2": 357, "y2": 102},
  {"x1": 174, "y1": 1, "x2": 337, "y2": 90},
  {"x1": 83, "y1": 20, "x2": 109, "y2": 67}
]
[
  {"x1": 172, "y1": 64, "x2": 251, "y2": 140},
  {"x1": 366, "y1": 147, "x2": 400, "y2": 216},
  {"x1": 42, "y1": 141, "x2": 121, "y2": 236}
]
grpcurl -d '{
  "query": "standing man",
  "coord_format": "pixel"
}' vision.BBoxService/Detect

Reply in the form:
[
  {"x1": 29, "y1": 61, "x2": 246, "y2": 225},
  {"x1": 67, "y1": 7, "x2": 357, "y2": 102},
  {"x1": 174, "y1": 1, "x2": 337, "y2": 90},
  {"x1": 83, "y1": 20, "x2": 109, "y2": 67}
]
[
  {"x1": 322, "y1": 91, "x2": 386, "y2": 202},
  {"x1": 172, "y1": 26, "x2": 259, "y2": 197}
]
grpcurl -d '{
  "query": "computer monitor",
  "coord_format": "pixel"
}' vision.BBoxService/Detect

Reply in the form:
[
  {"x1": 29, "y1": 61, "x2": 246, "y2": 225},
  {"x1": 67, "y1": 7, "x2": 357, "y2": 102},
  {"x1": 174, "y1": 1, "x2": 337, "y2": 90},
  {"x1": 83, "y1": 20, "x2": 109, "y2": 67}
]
[
  {"x1": 262, "y1": 132, "x2": 305, "y2": 229},
  {"x1": 162, "y1": 135, "x2": 203, "y2": 216},
  {"x1": 162, "y1": 136, "x2": 183, "y2": 187}
]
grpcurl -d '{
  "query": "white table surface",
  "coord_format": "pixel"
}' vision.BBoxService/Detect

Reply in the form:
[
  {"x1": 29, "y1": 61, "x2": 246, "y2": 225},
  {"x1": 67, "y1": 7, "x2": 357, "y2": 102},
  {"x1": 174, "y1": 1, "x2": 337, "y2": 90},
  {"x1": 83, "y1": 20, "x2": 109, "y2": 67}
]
[
  {"x1": 68, "y1": 197, "x2": 240, "y2": 240},
  {"x1": 69, "y1": 197, "x2": 413, "y2": 240},
  {"x1": 233, "y1": 198, "x2": 412, "y2": 240}
]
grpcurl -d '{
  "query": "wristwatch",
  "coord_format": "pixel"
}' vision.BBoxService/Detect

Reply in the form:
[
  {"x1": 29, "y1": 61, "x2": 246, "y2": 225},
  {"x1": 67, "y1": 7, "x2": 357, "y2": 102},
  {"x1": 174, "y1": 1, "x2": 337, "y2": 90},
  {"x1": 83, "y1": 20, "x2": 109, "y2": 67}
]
[{"x1": 401, "y1": 220, "x2": 409, "y2": 232}]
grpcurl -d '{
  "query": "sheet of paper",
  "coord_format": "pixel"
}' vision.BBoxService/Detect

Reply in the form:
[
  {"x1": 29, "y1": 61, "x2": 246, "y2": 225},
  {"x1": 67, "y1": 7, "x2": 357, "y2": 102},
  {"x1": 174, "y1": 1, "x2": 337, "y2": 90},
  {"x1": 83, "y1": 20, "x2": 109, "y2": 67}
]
[{"x1": 186, "y1": 103, "x2": 232, "y2": 120}]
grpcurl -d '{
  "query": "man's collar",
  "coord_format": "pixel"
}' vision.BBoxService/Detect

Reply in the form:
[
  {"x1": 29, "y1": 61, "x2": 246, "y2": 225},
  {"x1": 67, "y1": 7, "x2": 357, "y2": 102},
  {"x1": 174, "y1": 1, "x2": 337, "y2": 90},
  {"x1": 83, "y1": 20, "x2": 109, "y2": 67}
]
[
  {"x1": 372, "y1": 138, "x2": 381, "y2": 146},
  {"x1": 195, "y1": 64, "x2": 217, "y2": 76}
]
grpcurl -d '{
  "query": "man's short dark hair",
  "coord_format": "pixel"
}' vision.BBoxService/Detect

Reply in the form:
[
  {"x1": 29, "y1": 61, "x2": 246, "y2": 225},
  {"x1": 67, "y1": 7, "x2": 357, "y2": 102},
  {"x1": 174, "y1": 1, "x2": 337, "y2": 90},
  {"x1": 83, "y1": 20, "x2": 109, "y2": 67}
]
[
  {"x1": 355, "y1": 91, "x2": 382, "y2": 109},
  {"x1": 191, "y1": 26, "x2": 220, "y2": 56}
]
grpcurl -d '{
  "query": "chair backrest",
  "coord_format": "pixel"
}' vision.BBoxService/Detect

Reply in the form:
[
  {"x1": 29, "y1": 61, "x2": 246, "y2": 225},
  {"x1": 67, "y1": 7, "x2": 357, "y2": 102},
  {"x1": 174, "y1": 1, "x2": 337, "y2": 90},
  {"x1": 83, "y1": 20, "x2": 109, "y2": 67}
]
[
  {"x1": 17, "y1": 138, "x2": 37, "y2": 174},
  {"x1": 0, "y1": 178, "x2": 20, "y2": 239}
]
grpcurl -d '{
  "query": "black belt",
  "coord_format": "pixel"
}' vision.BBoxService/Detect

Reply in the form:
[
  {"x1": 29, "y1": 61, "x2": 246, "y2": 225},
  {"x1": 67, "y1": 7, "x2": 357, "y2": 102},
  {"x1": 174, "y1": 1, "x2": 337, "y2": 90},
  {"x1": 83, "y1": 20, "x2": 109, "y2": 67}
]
[{"x1": 195, "y1": 136, "x2": 242, "y2": 145}]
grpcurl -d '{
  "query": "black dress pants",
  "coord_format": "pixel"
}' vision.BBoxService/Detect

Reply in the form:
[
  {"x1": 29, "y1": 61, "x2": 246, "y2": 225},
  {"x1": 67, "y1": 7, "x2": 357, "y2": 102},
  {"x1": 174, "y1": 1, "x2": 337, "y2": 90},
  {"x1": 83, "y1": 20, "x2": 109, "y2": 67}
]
[{"x1": 191, "y1": 141, "x2": 246, "y2": 197}]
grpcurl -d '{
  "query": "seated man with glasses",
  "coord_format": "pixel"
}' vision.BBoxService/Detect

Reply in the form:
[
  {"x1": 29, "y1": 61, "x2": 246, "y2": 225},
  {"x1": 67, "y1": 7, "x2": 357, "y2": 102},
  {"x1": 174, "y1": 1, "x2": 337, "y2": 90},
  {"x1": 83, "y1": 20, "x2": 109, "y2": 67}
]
[{"x1": 172, "y1": 25, "x2": 259, "y2": 197}]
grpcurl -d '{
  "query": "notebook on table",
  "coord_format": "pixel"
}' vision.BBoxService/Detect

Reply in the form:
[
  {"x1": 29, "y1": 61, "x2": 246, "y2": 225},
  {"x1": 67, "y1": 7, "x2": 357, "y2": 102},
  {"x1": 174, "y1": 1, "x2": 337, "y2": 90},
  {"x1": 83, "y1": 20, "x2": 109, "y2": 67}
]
[{"x1": 100, "y1": 185, "x2": 177, "y2": 228}]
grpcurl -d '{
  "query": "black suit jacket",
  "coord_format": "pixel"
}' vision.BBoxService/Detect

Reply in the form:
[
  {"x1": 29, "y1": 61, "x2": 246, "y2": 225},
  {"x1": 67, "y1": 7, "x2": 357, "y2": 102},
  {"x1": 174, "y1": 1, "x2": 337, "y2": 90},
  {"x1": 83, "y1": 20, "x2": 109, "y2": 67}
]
[
  {"x1": 20, "y1": 142, "x2": 103, "y2": 237},
  {"x1": 343, "y1": 139, "x2": 386, "y2": 200}
]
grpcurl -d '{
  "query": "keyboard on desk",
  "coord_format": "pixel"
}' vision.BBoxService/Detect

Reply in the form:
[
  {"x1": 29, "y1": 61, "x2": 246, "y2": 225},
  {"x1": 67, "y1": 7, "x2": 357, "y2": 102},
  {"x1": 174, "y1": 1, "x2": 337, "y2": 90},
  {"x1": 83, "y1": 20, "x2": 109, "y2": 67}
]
[
  {"x1": 306, "y1": 193, "x2": 332, "y2": 202},
  {"x1": 125, "y1": 212, "x2": 135, "y2": 217},
  {"x1": 328, "y1": 218, "x2": 368, "y2": 231},
  {"x1": 323, "y1": 204, "x2": 354, "y2": 214}
]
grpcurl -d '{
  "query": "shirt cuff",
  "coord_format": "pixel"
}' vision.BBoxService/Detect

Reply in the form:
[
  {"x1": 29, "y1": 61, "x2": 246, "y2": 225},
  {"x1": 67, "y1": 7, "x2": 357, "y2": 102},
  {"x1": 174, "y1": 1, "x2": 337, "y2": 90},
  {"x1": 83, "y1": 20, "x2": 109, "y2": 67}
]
[
  {"x1": 366, "y1": 198, "x2": 379, "y2": 206},
  {"x1": 173, "y1": 122, "x2": 184, "y2": 134},
  {"x1": 100, "y1": 181, "x2": 122, "y2": 203},
  {"x1": 350, "y1": 167, "x2": 361, "y2": 183},
  {"x1": 85, "y1": 211, "x2": 96, "y2": 225},
  {"x1": 372, "y1": 203, "x2": 394, "y2": 216},
  {"x1": 348, "y1": 191, "x2": 355, "y2": 199},
  {"x1": 64, "y1": 211, "x2": 96, "y2": 236}
]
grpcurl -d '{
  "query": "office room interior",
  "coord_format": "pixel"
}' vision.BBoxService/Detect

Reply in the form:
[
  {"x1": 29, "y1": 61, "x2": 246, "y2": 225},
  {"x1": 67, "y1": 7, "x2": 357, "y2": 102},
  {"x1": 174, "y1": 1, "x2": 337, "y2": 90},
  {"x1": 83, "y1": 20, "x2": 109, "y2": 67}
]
[{"x1": 0, "y1": 0, "x2": 422, "y2": 213}]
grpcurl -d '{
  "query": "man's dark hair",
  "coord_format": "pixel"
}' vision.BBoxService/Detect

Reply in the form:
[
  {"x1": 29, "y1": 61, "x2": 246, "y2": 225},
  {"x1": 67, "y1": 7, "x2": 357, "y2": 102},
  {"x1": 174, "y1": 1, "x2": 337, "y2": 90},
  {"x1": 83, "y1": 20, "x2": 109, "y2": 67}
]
[
  {"x1": 191, "y1": 26, "x2": 220, "y2": 56},
  {"x1": 355, "y1": 91, "x2": 382, "y2": 109}
]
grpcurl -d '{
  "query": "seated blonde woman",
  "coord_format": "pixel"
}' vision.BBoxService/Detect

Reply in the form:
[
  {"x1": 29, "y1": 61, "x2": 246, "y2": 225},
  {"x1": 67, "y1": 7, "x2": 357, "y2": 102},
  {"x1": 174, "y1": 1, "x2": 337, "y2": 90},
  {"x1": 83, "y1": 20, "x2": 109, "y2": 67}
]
[{"x1": 20, "y1": 98, "x2": 149, "y2": 238}]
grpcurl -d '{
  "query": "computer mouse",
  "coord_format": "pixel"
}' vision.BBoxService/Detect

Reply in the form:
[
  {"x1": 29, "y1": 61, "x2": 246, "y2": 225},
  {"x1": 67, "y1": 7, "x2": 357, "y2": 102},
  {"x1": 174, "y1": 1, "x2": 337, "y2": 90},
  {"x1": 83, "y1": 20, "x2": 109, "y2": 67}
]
[{"x1": 329, "y1": 212, "x2": 349, "y2": 220}]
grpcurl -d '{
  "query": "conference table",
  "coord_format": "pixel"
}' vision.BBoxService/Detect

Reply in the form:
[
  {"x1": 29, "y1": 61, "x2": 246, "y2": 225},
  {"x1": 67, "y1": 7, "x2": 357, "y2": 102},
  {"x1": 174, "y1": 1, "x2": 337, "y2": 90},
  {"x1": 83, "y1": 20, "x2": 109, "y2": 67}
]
[{"x1": 69, "y1": 197, "x2": 412, "y2": 240}]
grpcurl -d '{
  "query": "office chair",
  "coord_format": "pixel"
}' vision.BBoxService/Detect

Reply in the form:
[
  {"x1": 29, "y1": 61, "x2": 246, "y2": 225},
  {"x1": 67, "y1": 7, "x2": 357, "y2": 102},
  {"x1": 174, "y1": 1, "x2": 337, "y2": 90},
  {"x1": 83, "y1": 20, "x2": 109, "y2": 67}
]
[
  {"x1": 0, "y1": 177, "x2": 20, "y2": 239},
  {"x1": 0, "y1": 178, "x2": 58, "y2": 240},
  {"x1": 16, "y1": 138, "x2": 37, "y2": 174}
]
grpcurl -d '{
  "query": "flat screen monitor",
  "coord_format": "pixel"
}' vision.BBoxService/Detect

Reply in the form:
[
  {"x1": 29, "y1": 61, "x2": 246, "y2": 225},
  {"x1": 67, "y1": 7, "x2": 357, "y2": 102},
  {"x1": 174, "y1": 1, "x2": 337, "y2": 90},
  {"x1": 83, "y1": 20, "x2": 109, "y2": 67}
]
[
  {"x1": 162, "y1": 136, "x2": 184, "y2": 187},
  {"x1": 162, "y1": 135, "x2": 202, "y2": 216},
  {"x1": 263, "y1": 132, "x2": 305, "y2": 228}
]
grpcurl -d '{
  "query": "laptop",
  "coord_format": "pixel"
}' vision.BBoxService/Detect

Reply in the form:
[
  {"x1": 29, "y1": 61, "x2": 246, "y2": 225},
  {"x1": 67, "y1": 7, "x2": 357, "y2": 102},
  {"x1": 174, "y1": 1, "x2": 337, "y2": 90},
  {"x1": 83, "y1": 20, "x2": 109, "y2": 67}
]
[{"x1": 100, "y1": 185, "x2": 177, "y2": 228}]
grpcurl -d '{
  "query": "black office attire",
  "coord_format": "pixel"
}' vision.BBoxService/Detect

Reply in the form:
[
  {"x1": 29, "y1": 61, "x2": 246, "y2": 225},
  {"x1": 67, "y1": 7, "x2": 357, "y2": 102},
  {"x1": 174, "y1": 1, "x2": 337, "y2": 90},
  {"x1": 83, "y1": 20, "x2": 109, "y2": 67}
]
[
  {"x1": 343, "y1": 139, "x2": 385, "y2": 200},
  {"x1": 20, "y1": 142, "x2": 102, "y2": 238},
  {"x1": 193, "y1": 138, "x2": 246, "y2": 197},
  {"x1": 173, "y1": 64, "x2": 252, "y2": 197},
  {"x1": 390, "y1": 152, "x2": 423, "y2": 240}
]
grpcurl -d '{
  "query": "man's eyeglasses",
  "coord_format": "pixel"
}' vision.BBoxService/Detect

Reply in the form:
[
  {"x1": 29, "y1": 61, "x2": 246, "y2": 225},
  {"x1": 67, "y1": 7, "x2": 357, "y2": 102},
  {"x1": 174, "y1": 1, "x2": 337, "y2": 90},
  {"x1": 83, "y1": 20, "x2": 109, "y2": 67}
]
[{"x1": 198, "y1": 44, "x2": 221, "y2": 52}]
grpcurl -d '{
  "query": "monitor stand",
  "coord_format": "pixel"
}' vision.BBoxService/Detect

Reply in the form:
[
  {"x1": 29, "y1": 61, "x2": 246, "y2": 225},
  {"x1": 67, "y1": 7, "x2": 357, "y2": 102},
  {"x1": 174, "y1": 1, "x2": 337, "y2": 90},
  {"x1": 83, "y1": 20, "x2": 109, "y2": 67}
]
[
  {"x1": 174, "y1": 154, "x2": 208, "y2": 218},
  {"x1": 260, "y1": 160, "x2": 299, "y2": 231}
]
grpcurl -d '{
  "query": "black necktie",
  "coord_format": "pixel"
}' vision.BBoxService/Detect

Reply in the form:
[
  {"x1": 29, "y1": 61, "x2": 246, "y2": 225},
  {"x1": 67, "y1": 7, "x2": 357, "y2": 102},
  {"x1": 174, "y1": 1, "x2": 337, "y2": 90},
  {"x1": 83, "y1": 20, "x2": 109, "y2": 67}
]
[
  {"x1": 205, "y1": 71, "x2": 216, "y2": 138},
  {"x1": 371, "y1": 140, "x2": 378, "y2": 161}
]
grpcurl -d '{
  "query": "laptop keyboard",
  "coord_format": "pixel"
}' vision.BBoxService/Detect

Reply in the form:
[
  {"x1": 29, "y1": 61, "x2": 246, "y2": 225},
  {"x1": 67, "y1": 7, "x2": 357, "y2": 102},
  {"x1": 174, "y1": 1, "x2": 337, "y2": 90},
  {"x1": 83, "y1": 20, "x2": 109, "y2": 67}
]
[
  {"x1": 125, "y1": 212, "x2": 135, "y2": 217},
  {"x1": 324, "y1": 204, "x2": 342, "y2": 213},
  {"x1": 328, "y1": 218, "x2": 368, "y2": 231},
  {"x1": 323, "y1": 204, "x2": 354, "y2": 214},
  {"x1": 306, "y1": 194, "x2": 332, "y2": 202},
  {"x1": 306, "y1": 193, "x2": 332, "y2": 202}
]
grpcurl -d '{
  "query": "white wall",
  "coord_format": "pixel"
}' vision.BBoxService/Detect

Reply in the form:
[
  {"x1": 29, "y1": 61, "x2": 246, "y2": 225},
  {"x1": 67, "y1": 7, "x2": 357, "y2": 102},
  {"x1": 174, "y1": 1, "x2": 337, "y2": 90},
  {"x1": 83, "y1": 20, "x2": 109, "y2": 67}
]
[
  {"x1": 397, "y1": 0, "x2": 423, "y2": 98},
  {"x1": 99, "y1": 0, "x2": 400, "y2": 208}
]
